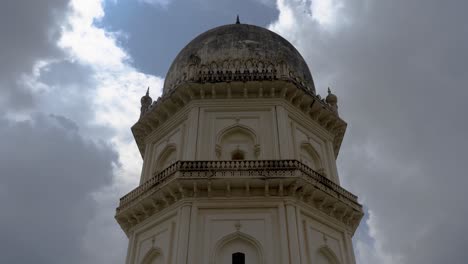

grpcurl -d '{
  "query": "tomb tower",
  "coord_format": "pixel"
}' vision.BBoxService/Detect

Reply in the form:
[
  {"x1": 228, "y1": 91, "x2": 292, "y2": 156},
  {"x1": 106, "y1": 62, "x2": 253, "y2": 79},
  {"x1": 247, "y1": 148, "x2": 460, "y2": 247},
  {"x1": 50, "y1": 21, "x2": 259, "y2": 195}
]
[{"x1": 116, "y1": 20, "x2": 363, "y2": 264}]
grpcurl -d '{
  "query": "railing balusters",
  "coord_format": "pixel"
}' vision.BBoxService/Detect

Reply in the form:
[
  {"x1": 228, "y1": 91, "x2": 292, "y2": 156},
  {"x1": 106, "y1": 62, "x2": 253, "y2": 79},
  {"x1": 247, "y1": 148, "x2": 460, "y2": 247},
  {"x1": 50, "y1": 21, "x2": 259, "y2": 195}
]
[{"x1": 118, "y1": 159, "x2": 358, "y2": 210}]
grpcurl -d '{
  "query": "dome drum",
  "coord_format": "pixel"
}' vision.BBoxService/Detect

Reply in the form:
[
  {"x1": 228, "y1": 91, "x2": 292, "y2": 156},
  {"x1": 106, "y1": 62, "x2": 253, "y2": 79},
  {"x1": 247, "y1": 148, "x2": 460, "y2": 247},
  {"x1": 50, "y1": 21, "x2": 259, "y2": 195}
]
[{"x1": 165, "y1": 57, "x2": 312, "y2": 94}]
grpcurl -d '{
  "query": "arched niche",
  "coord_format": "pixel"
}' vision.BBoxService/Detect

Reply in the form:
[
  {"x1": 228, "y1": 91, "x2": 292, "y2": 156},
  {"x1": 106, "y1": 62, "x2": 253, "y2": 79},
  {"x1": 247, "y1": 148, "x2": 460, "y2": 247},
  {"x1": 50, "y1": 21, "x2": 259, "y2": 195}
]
[
  {"x1": 212, "y1": 232, "x2": 264, "y2": 264},
  {"x1": 315, "y1": 245, "x2": 341, "y2": 264},
  {"x1": 299, "y1": 142, "x2": 323, "y2": 172},
  {"x1": 155, "y1": 144, "x2": 177, "y2": 173},
  {"x1": 215, "y1": 125, "x2": 260, "y2": 160},
  {"x1": 141, "y1": 247, "x2": 164, "y2": 264}
]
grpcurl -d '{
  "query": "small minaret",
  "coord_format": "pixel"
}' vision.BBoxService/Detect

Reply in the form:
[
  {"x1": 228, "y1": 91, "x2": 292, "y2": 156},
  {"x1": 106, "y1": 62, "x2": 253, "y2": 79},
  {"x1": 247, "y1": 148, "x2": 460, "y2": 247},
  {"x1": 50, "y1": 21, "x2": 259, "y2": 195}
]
[
  {"x1": 140, "y1": 87, "x2": 152, "y2": 118},
  {"x1": 326, "y1": 87, "x2": 339, "y2": 114}
]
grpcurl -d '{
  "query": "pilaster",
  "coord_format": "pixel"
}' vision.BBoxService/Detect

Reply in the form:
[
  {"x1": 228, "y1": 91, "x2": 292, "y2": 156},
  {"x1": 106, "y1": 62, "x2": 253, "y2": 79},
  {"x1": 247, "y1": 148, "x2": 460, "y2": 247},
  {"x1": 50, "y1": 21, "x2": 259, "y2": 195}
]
[
  {"x1": 183, "y1": 107, "x2": 199, "y2": 160},
  {"x1": 175, "y1": 201, "x2": 192, "y2": 264},
  {"x1": 284, "y1": 200, "x2": 302, "y2": 264},
  {"x1": 275, "y1": 105, "x2": 294, "y2": 159}
]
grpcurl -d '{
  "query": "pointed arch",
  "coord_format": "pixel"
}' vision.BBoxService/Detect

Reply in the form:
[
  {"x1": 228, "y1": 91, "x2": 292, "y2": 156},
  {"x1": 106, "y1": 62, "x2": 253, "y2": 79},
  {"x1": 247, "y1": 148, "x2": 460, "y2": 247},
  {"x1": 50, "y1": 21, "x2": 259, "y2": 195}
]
[
  {"x1": 299, "y1": 142, "x2": 322, "y2": 171},
  {"x1": 141, "y1": 247, "x2": 164, "y2": 264},
  {"x1": 212, "y1": 231, "x2": 264, "y2": 264},
  {"x1": 155, "y1": 143, "x2": 177, "y2": 173},
  {"x1": 215, "y1": 124, "x2": 260, "y2": 160},
  {"x1": 317, "y1": 245, "x2": 341, "y2": 264},
  {"x1": 216, "y1": 124, "x2": 258, "y2": 145}
]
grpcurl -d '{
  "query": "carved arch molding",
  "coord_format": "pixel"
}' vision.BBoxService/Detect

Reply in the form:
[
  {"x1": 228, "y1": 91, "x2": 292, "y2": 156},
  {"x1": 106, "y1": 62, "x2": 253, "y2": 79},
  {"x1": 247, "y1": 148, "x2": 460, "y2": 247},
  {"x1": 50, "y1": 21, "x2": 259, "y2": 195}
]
[
  {"x1": 155, "y1": 143, "x2": 177, "y2": 173},
  {"x1": 299, "y1": 141, "x2": 323, "y2": 172},
  {"x1": 212, "y1": 231, "x2": 264, "y2": 264},
  {"x1": 317, "y1": 245, "x2": 341, "y2": 264},
  {"x1": 141, "y1": 247, "x2": 164, "y2": 264},
  {"x1": 215, "y1": 124, "x2": 260, "y2": 160}
]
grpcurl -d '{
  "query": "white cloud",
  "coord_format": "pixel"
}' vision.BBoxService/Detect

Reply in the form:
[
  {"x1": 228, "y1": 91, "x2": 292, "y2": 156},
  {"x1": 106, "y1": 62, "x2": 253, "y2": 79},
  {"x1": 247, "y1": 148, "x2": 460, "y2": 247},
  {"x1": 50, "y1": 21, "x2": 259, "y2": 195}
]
[
  {"x1": 59, "y1": 0, "x2": 128, "y2": 70},
  {"x1": 310, "y1": 0, "x2": 341, "y2": 26},
  {"x1": 58, "y1": 0, "x2": 163, "y2": 181},
  {"x1": 53, "y1": 0, "x2": 165, "y2": 262},
  {"x1": 138, "y1": 0, "x2": 172, "y2": 8}
]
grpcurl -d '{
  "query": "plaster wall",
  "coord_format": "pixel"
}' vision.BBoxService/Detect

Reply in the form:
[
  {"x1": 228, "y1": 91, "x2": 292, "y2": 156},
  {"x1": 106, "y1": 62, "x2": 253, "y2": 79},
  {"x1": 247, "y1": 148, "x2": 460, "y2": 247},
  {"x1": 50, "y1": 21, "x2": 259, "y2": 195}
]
[
  {"x1": 139, "y1": 99, "x2": 339, "y2": 184},
  {"x1": 126, "y1": 199, "x2": 354, "y2": 264},
  {"x1": 127, "y1": 98, "x2": 351, "y2": 264}
]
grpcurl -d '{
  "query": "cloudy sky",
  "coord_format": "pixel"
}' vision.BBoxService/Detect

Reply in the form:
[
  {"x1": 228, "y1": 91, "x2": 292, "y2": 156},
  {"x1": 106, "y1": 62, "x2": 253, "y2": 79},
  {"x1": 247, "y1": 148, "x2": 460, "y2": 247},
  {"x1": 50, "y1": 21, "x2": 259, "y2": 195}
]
[{"x1": 1, "y1": 0, "x2": 467, "y2": 263}]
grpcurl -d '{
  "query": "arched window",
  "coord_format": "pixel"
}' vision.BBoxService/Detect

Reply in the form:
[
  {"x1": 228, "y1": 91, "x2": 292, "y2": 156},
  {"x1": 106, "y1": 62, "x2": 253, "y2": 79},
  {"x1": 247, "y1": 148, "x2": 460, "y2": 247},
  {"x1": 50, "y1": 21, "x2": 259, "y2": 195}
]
[
  {"x1": 213, "y1": 232, "x2": 263, "y2": 264},
  {"x1": 231, "y1": 150, "x2": 245, "y2": 160},
  {"x1": 216, "y1": 125, "x2": 259, "y2": 160},
  {"x1": 232, "y1": 252, "x2": 245, "y2": 264}
]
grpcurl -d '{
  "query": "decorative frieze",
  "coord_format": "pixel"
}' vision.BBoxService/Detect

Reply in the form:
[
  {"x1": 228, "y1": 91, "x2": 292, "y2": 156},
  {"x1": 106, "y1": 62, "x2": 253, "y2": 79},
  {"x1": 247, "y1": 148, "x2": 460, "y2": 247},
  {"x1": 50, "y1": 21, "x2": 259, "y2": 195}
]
[{"x1": 165, "y1": 58, "x2": 313, "y2": 93}]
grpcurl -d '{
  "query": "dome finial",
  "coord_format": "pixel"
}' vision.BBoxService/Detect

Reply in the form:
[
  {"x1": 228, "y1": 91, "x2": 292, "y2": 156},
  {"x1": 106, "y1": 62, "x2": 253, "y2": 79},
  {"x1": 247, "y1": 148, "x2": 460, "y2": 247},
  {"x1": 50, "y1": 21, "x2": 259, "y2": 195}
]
[
  {"x1": 236, "y1": 15, "x2": 240, "y2": 24},
  {"x1": 146, "y1": 87, "x2": 150, "y2": 96}
]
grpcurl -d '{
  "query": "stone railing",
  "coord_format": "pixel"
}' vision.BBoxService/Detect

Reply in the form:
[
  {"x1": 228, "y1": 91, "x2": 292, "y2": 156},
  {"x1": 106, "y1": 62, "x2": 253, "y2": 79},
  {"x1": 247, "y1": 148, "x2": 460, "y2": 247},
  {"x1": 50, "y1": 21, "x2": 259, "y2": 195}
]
[{"x1": 118, "y1": 160, "x2": 358, "y2": 209}]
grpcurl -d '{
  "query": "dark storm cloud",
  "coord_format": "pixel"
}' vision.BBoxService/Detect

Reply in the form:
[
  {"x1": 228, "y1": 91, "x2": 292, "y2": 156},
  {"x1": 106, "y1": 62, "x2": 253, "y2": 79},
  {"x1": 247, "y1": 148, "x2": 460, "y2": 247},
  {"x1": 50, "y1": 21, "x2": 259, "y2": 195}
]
[
  {"x1": 98, "y1": 0, "x2": 278, "y2": 77},
  {"x1": 273, "y1": 0, "x2": 468, "y2": 262},
  {"x1": 0, "y1": 0, "x2": 70, "y2": 110},
  {"x1": 0, "y1": 1, "x2": 133, "y2": 264},
  {"x1": 38, "y1": 60, "x2": 94, "y2": 88},
  {"x1": 35, "y1": 60, "x2": 100, "y2": 130},
  {"x1": 0, "y1": 114, "x2": 118, "y2": 264}
]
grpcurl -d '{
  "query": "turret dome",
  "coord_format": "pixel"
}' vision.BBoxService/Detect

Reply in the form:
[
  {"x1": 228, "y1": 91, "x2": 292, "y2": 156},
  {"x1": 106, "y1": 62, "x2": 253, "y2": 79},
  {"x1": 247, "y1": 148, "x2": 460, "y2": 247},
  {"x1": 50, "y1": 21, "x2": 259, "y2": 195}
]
[{"x1": 163, "y1": 23, "x2": 315, "y2": 94}]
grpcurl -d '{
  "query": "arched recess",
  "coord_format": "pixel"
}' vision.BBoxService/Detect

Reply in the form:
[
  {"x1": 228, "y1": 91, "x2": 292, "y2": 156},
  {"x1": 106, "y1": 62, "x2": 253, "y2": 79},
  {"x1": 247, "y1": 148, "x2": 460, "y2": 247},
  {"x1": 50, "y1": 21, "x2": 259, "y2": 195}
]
[
  {"x1": 141, "y1": 247, "x2": 164, "y2": 264},
  {"x1": 215, "y1": 124, "x2": 260, "y2": 160},
  {"x1": 212, "y1": 231, "x2": 264, "y2": 264},
  {"x1": 299, "y1": 142, "x2": 323, "y2": 172},
  {"x1": 155, "y1": 144, "x2": 177, "y2": 173},
  {"x1": 316, "y1": 245, "x2": 341, "y2": 264}
]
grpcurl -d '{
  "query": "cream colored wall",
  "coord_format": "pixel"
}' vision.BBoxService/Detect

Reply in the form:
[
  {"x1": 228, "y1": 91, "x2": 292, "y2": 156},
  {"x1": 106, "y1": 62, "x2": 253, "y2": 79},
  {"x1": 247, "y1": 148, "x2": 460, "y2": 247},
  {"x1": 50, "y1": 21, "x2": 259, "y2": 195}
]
[
  {"x1": 300, "y1": 211, "x2": 354, "y2": 264},
  {"x1": 125, "y1": 199, "x2": 355, "y2": 264},
  {"x1": 140, "y1": 99, "x2": 340, "y2": 184},
  {"x1": 126, "y1": 209, "x2": 178, "y2": 264},
  {"x1": 129, "y1": 98, "x2": 351, "y2": 264},
  {"x1": 196, "y1": 105, "x2": 277, "y2": 160}
]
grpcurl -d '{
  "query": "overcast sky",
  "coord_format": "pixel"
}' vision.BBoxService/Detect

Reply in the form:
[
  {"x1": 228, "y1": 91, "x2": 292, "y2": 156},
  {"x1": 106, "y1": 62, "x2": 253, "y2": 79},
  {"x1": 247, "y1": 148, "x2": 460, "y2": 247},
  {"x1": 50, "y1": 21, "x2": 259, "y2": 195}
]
[{"x1": 1, "y1": 0, "x2": 467, "y2": 263}]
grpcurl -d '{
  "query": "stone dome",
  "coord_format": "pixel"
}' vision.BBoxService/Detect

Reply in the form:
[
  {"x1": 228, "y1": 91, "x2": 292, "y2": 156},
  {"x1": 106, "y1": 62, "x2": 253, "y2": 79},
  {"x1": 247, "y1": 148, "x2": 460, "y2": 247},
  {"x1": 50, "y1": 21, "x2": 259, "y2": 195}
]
[{"x1": 163, "y1": 23, "x2": 315, "y2": 94}]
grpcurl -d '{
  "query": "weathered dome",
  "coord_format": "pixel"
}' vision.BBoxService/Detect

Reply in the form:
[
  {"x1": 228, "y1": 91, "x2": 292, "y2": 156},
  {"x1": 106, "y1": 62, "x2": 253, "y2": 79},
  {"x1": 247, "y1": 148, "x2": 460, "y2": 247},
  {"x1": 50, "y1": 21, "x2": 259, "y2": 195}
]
[{"x1": 163, "y1": 23, "x2": 315, "y2": 94}]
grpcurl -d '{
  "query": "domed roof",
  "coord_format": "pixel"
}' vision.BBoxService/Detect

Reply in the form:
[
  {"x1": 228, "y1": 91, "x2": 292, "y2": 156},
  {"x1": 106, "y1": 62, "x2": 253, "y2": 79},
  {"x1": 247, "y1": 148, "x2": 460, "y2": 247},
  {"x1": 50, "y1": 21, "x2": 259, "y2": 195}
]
[{"x1": 163, "y1": 23, "x2": 315, "y2": 94}]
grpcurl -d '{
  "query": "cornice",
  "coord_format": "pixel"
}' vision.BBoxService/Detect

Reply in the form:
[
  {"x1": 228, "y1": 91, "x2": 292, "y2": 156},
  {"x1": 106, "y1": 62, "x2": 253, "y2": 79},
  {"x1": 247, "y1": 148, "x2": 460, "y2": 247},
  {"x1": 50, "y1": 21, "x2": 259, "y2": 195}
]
[{"x1": 132, "y1": 81, "x2": 346, "y2": 159}]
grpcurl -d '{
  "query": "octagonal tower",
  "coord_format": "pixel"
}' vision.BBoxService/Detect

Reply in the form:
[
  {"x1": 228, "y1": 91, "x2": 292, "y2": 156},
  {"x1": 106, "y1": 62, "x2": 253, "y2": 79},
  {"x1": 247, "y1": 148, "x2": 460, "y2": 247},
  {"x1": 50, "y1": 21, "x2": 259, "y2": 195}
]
[{"x1": 116, "y1": 21, "x2": 363, "y2": 264}]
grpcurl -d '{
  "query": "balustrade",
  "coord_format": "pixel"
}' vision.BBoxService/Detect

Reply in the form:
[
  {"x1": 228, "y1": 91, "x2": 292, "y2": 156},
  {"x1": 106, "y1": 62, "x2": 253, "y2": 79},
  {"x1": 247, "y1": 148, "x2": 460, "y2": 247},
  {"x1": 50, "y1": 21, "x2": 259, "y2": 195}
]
[{"x1": 118, "y1": 160, "x2": 358, "y2": 210}]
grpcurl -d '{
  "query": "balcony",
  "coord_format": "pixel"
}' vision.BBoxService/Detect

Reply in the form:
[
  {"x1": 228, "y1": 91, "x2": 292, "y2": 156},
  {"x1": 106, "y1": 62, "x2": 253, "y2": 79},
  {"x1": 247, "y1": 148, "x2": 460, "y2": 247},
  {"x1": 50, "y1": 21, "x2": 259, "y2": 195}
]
[{"x1": 116, "y1": 160, "x2": 363, "y2": 234}]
